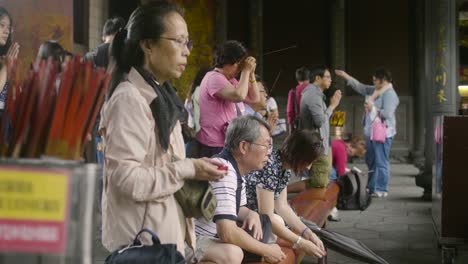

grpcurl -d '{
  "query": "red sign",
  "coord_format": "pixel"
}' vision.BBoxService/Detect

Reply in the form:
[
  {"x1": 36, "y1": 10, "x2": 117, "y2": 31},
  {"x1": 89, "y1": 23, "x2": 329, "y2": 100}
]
[
  {"x1": 0, "y1": 219, "x2": 66, "y2": 253},
  {"x1": 0, "y1": 167, "x2": 70, "y2": 254}
]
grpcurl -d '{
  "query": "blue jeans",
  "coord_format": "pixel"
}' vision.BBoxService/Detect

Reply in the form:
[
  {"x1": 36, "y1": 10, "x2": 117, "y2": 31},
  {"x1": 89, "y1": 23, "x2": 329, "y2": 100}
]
[
  {"x1": 330, "y1": 167, "x2": 338, "y2": 182},
  {"x1": 95, "y1": 136, "x2": 104, "y2": 165},
  {"x1": 366, "y1": 137, "x2": 393, "y2": 193}
]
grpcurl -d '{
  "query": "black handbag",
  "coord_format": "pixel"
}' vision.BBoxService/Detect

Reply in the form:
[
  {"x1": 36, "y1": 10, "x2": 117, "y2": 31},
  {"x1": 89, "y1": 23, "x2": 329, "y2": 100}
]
[{"x1": 105, "y1": 228, "x2": 186, "y2": 264}]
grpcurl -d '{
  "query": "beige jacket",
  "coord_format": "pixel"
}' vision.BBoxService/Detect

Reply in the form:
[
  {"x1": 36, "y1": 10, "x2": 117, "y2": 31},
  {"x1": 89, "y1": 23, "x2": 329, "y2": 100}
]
[{"x1": 99, "y1": 68, "x2": 196, "y2": 254}]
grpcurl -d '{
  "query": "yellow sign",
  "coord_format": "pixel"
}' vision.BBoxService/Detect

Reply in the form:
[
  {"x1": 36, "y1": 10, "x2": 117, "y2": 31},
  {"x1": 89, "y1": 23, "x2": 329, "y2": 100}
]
[{"x1": 0, "y1": 169, "x2": 68, "y2": 221}]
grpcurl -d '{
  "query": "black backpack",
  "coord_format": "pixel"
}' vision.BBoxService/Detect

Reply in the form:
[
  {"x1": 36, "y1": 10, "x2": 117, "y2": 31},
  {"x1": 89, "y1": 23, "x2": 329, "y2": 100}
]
[{"x1": 336, "y1": 169, "x2": 371, "y2": 210}]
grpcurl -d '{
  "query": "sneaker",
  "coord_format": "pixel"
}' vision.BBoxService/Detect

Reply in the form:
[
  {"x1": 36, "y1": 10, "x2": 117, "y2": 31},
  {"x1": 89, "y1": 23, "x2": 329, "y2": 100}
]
[
  {"x1": 371, "y1": 192, "x2": 388, "y2": 198},
  {"x1": 328, "y1": 207, "x2": 341, "y2": 222}
]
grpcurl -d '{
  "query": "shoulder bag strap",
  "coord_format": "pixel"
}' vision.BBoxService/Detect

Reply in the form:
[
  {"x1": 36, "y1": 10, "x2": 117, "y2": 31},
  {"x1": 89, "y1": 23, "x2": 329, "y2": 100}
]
[
  {"x1": 292, "y1": 88, "x2": 299, "y2": 118},
  {"x1": 140, "y1": 203, "x2": 149, "y2": 230}
]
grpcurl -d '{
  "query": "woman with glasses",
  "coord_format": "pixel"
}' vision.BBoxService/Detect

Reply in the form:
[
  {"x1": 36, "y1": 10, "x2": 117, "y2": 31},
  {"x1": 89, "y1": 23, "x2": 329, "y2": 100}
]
[
  {"x1": 0, "y1": 7, "x2": 19, "y2": 116},
  {"x1": 99, "y1": 1, "x2": 226, "y2": 257},
  {"x1": 244, "y1": 129, "x2": 326, "y2": 258},
  {"x1": 195, "y1": 40, "x2": 260, "y2": 158}
]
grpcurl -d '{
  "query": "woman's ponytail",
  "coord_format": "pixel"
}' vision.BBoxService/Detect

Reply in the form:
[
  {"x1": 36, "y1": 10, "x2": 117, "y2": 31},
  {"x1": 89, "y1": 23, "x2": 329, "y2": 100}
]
[{"x1": 107, "y1": 28, "x2": 128, "y2": 99}]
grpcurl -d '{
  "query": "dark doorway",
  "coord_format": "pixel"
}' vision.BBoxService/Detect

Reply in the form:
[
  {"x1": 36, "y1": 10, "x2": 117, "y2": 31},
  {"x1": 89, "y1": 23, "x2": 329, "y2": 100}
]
[
  {"x1": 74, "y1": 0, "x2": 89, "y2": 46},
  {"x1": 108, "y1": 1, "x2": 138, "y2": 21},
  {"x1": 262, "y1": 1, "x2": 331, "y2": 96},
  {"x1": 226, "y1": 0, "x2": 250, "y2": 44},
  {"x1": 346, "y1": 0, "x2": 411, "y2": 96}
]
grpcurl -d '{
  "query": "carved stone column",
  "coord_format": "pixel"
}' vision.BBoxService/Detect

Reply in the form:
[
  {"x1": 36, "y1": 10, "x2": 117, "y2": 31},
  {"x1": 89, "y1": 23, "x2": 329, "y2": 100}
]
[
  {"x1": 330, "y1": 0, "x2": 346, "y2": 92},
  {"x1": 416, "y1": 0, "x2": 458, "y2": 199},
  {"x1": 248, "y1": 0, "x2": 263, "y2": 76},
  {"x1": 215, "y1": 0, "x2": 227, "y2": 45}
]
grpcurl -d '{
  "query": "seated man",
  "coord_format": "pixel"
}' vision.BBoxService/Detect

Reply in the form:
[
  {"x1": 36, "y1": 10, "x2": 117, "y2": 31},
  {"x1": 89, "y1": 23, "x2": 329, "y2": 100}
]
[{"x1": 194, "y1": 115, "x2": 286, "y2": 264}]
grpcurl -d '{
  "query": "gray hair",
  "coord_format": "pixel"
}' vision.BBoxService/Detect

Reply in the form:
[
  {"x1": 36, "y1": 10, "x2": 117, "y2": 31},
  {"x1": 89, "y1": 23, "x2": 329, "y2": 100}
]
[{"x1": 224, "y1": 115, "x2": 271, "y2": 152}]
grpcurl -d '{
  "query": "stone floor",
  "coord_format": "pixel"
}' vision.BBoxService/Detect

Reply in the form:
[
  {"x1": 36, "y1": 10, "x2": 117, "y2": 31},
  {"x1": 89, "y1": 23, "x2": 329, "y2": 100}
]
[
  {"x1": 303, "y1": 163, "x2": 468, "y2": 264},
  {"x1": 93, "y1": 163, "x2": 468, "y2": 264}
]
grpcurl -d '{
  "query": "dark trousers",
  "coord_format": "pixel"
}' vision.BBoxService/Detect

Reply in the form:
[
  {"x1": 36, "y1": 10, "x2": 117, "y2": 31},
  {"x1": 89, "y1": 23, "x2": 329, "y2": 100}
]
[{"x1": 194, "y1": 140, "x2": 223, "y2": 158}]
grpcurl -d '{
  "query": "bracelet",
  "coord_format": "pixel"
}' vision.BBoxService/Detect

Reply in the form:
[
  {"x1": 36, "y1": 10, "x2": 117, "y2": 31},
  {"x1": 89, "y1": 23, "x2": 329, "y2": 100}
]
[
  {"x1": 292, "y1": 236, "x2": 302, "y2": 249},
  {"x1": 300, "y1": 227, "x2": 310, "y2": 238},
  {"x1": 249, "y1": 79, "x2": 256, "y2": 83}
]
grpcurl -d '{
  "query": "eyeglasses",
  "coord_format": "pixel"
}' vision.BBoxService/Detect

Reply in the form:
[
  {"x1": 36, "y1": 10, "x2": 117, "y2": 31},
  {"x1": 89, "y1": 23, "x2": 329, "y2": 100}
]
[
  {"x1": 160, "y1": 36, "x2": 193, "y2": 51},
  {"x1": 249, "y1": 142, "x2": 273, "y2": 152}
]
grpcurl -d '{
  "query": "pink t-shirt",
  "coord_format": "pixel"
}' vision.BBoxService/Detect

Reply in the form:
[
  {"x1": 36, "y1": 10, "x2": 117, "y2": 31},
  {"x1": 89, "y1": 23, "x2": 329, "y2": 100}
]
[
  {"x1": 196, "y1": 71, "x2": 239, "y2": 147},
  {"x1": 332, "y1": 139, "x2": 347, "y2": 177}
]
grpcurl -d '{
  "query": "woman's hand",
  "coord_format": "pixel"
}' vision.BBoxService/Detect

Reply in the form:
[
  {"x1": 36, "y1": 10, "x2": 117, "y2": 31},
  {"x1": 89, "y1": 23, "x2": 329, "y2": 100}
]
[
  {"x1": 364, "y1": 100, "x2": 374, "y2": 112},
  {"x1": 242, "y1": 56, "x2": 257, "y2": 73},
  {"x1": 334, "y1": 69, "x2": 350, "y2": 80},
  {"x1": 5, "y1": 42, "x2": 20, "y2": 60},
  {"x1": 297, "y1": 238, "x2": 326, "y2": 258},
  {"x1": 266, "y1": 112, "x2": 278, "y2": 131},
  {"x1": 192, "y1": 158, "x2": 227, "y2": 182},
  {"x1": 303, "y1": 229, "x2": 326, "y2": 253},
  {"x1": 241, "y1": 210, "x2": 263, "y2": 240}
]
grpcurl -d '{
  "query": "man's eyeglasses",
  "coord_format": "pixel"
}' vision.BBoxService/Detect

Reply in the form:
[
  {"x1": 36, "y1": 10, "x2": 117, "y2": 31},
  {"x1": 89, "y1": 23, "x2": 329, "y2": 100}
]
[
  {"x1": 160, "y1": 36, "x2": 193, "y2": 51},
  {"x1": 249, "y1": 142, "x2": 273, "y2": 152}
]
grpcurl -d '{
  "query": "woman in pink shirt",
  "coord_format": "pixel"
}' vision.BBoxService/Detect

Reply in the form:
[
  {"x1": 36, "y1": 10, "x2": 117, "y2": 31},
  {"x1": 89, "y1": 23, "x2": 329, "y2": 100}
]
[{"x1": 195, "y1": 40, "x2": 259, "y2": 158}]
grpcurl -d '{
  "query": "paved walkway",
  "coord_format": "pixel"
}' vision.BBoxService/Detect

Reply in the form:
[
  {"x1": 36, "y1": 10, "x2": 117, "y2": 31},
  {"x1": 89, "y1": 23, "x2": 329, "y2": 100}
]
[{"x1": 303, "y1": 163, "x2": 468, "y2": 264}]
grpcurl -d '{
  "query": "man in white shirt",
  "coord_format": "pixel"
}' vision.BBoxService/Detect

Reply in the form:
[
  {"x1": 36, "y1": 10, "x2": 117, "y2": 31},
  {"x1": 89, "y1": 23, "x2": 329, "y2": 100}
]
[{"x1": 194, "y1": 115, "x2": 286, "y2": 264}]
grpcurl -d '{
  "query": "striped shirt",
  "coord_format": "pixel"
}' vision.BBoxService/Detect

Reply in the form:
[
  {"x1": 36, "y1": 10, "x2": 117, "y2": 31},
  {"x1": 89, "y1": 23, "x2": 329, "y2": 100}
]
[{"x1": 195, "y1": 157, "x2": 246, "y2": 238}]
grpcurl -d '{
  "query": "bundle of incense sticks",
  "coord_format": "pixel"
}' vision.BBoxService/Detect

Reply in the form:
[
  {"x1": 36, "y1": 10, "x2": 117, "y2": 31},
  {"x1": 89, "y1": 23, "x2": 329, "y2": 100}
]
[{"x1": 0, "y1": 55, "x2": 110, "y2": 160}]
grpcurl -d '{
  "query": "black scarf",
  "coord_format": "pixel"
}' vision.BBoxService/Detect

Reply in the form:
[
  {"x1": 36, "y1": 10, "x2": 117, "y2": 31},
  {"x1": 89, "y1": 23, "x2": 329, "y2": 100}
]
[{"x1": 135, "y1": 67, "x2": 186, "y2": 152}]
